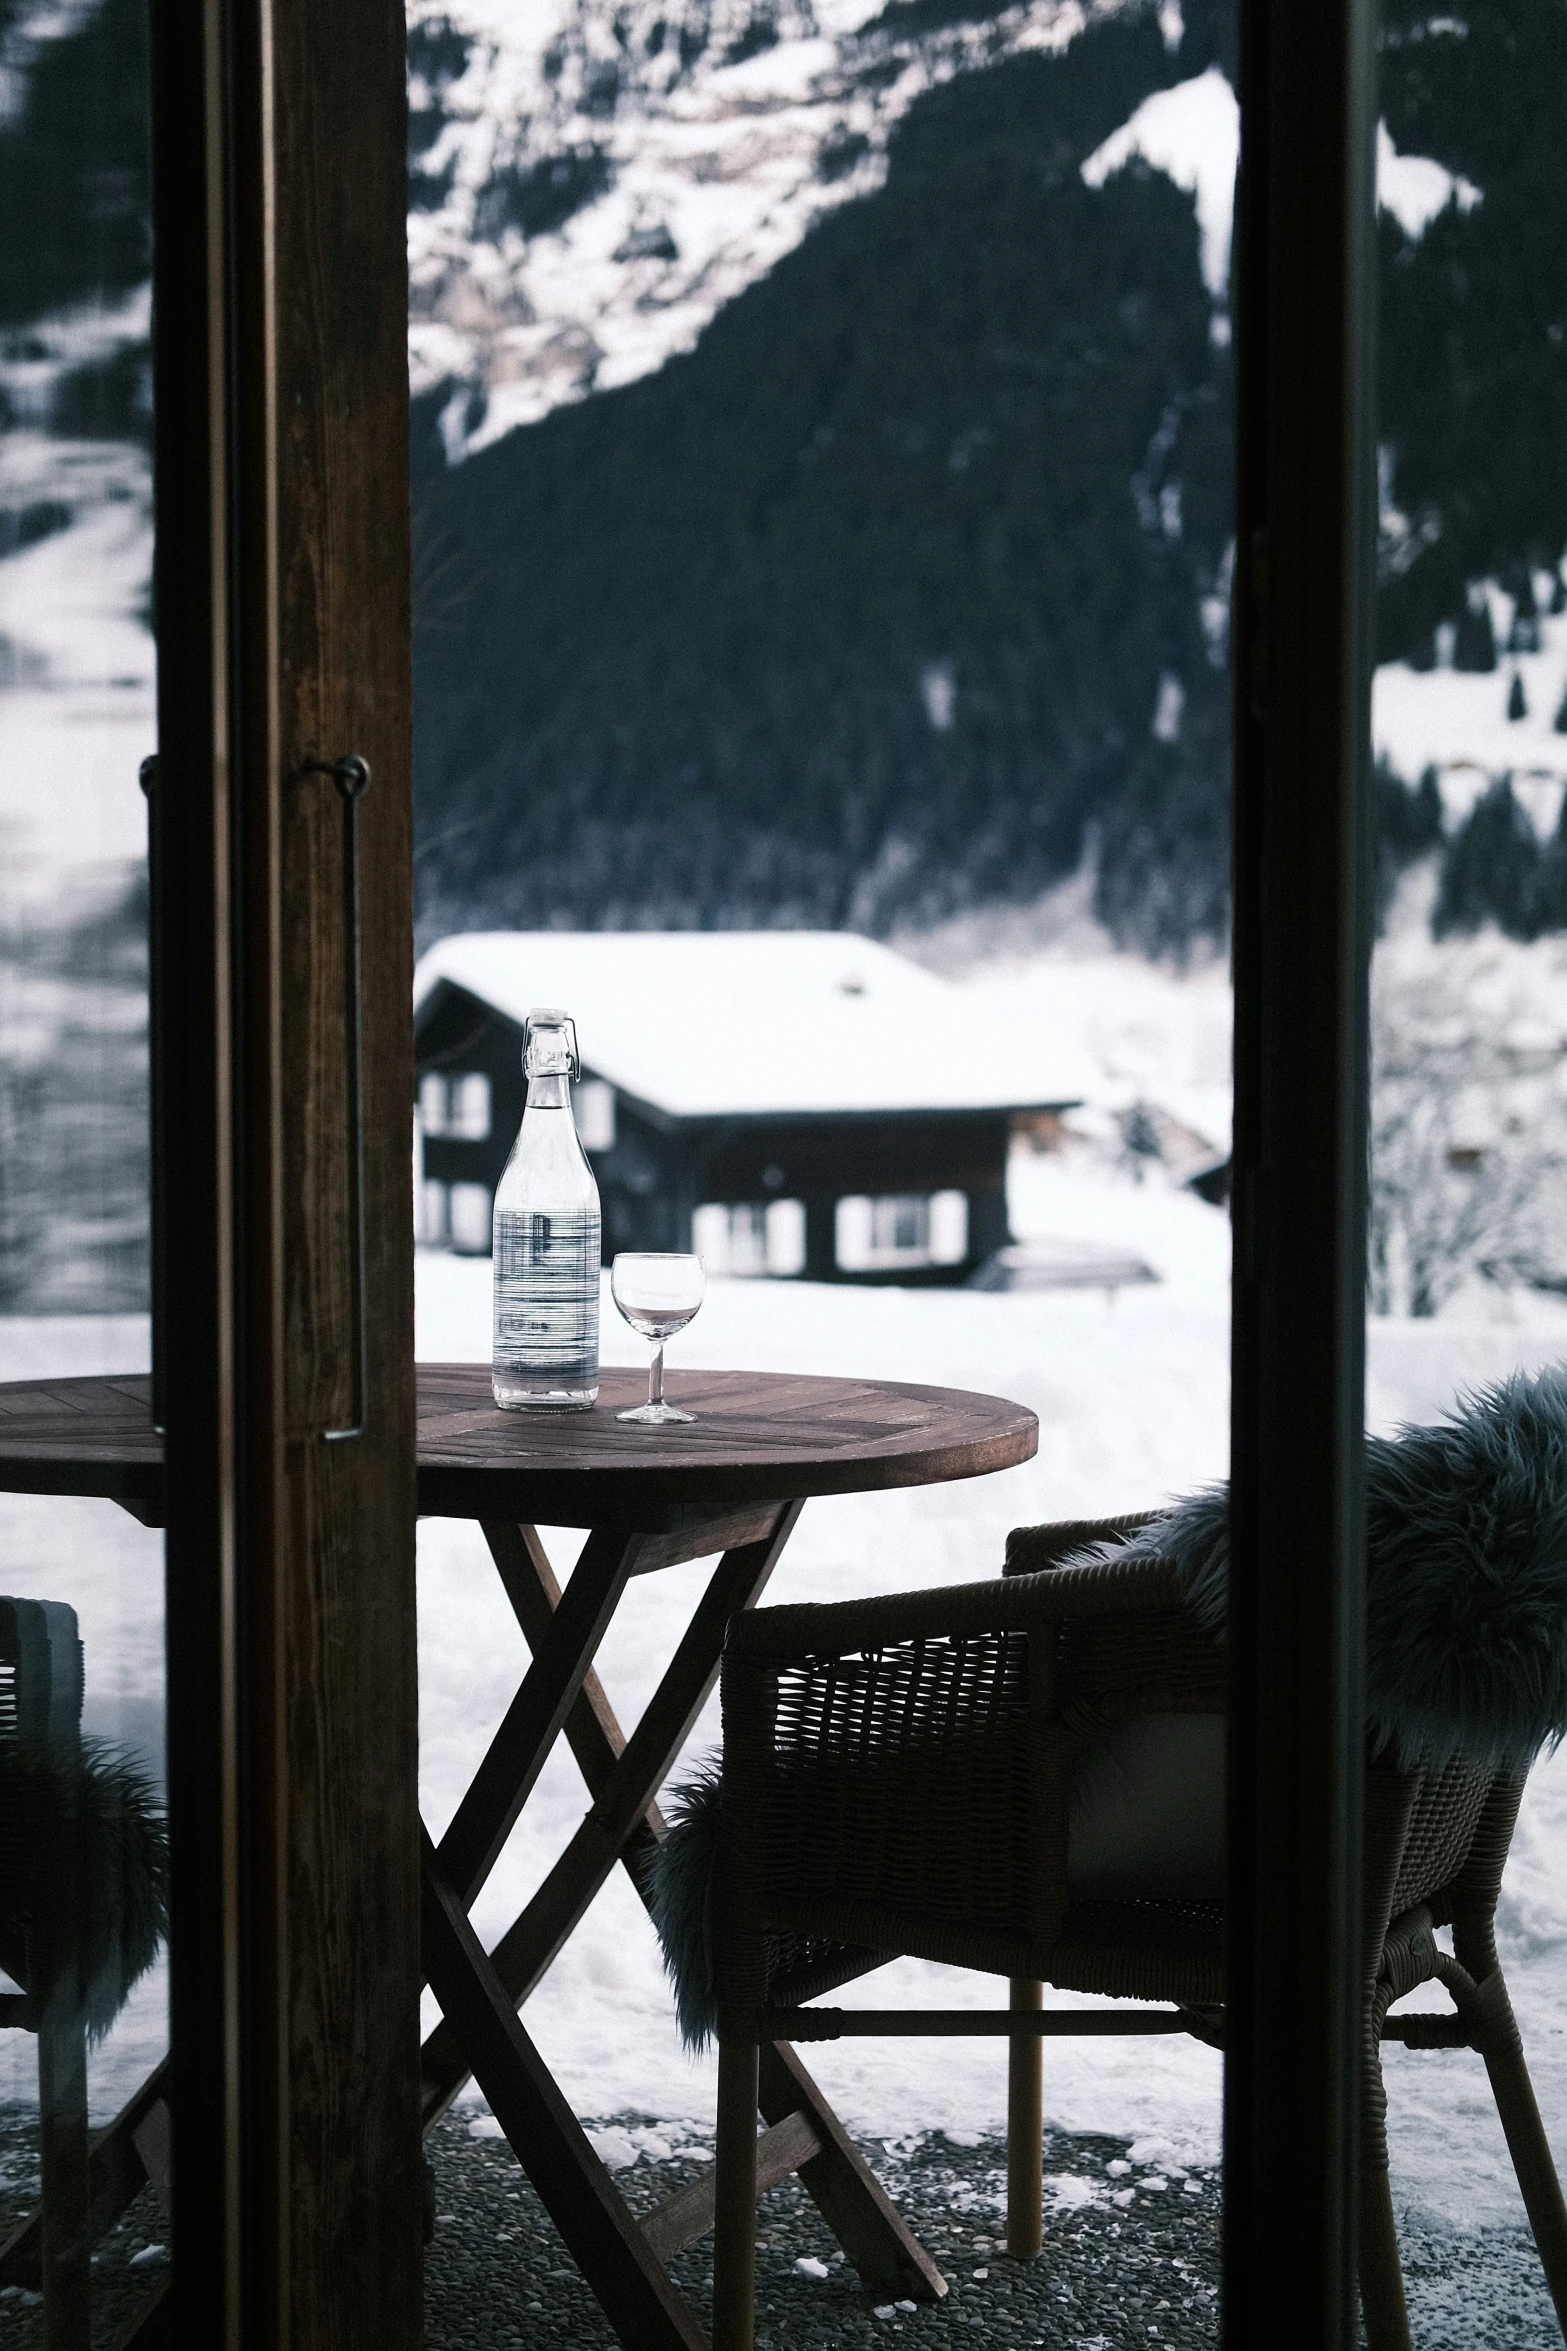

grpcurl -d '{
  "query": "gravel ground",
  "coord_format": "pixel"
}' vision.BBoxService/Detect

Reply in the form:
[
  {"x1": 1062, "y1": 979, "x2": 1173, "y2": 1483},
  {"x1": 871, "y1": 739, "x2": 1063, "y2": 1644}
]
[
  {"x1": 425, "y1": 2114, "x2": 1221, "y2": 2349},
  {"x1": 0, "y1": 2103, "x2": 168, "y2": 2347},
  {"x1": 419, "y1": 2111, "x2": 1567, "y2": 2350},
  {"x1": 0, "y1": 2101, "x2": 1557, "y2": 2348}
]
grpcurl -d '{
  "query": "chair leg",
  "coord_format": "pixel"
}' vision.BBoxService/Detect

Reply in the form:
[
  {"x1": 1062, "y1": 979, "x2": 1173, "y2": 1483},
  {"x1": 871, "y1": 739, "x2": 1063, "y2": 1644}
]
[
  {"x1": 1006, "y1": 1978, "x2": 1043, "y2": 2261},
  {"x1": 1359, "y1": 2157, "x2": 1413, "y2": 2351},
  {"x1": 1359, "y1": 1997, "x2": 1412, "y2": 2351},
  {"x1": 712, "y1": 2037, "x2": 760, "y2": 2351},
  {"x1": 37, "y1": 1989, "x2": 91, "y2": 2351},
  {"x1": 1477, "y1": 1977, "x2": 1567, "y2": 2339}
]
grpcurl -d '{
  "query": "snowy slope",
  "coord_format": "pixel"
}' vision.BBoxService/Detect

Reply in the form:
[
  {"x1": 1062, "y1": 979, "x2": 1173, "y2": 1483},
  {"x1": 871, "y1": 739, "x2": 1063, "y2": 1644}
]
[
  {"x1": 0, "y1": 292, "x2": 154, "y2": 889},
  {"x1": 1082, "y1": 62, "x2": 1236, "y2": 301},
  {"x1": 1375, "y1": 580, "x2": 1567, "y2": 826},
  {"x1": 407, "y1": 0, "x2": 1123, "y2": 455},
  {"x1": 409, "y1": 1, "x2": 1480, "y2": 459}
]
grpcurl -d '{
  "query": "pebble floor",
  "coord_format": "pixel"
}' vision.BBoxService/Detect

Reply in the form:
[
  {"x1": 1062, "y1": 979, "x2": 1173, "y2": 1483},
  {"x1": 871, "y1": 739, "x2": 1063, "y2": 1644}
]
[{"x1": 0, "y1": 2104, "x2": 1559, "y2": 2346}]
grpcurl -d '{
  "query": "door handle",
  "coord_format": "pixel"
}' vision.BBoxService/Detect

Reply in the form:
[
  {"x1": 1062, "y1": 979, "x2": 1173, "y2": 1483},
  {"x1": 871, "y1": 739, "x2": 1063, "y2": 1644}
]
[{"x1": 297, "y1": 754, "x2": 371, "y2": 1441}]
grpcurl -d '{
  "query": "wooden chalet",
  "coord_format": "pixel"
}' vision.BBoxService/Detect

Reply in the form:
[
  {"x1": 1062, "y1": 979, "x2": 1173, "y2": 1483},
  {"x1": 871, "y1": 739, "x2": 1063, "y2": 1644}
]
[{"x1": 413, "y1": 932, "x2": 1087, "y2": 1283}]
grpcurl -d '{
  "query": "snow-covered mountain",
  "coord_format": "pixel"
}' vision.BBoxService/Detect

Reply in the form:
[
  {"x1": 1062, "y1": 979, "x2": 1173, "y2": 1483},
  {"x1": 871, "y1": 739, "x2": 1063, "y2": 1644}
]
[
  {"x1": 407, "y1": 0, "x2": 1154, "y2": 457},
  {"x1": 2, "y1": 0, "x2": 1565, "y2": 962}
]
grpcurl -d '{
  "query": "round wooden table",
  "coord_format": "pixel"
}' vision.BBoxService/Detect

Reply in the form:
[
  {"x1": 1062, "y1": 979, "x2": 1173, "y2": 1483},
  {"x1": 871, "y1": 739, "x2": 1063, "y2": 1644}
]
[
  {"x1": 0, "y1": 1363, "x2": 1037, "y2": 2349},
  {"x1": 0, "y1": 1362, "x2": 1036, "y2": 1525}
]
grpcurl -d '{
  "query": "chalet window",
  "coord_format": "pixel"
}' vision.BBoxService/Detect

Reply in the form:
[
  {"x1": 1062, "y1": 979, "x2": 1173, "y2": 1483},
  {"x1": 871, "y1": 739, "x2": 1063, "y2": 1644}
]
[
  {"x1": 834, "y1": 1189, "x2": 968, "y2": 1274},
  {"x1": 573, "y1": 1077, "x2": 616, "y2": 1152},
  {"x1": 416, "y1": 1178, "x2": 494, "y2": 1254},
  {"x1": 693, "y1": 1198, "x2": 807, "y2": 1278},
  {"x1": 451, "y1": 1074, "x2": 491, "y2": 1139},
  {"x1": 418, "y1": 1178, "x2": 447, "y2": 1247},
  {"x1": 419, "y1": 1069, "x2": 491, "y2": 1140},
  {"x1": 448, "y1": 1181, "x2": 493, "y2": 1255}
]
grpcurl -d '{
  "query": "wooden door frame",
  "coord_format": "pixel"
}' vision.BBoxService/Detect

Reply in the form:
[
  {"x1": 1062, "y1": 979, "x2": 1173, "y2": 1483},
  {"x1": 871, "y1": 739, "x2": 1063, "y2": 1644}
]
[
  {"x1": 1227, "y1": 0, "x2": 1378, "y2": 2341},
  {"x1": 148, "y1": 3, "x2": 421, "y2": 2341},
  {"x1": 143, "y1": 0, "x2": 1383, "y2": 2336}
]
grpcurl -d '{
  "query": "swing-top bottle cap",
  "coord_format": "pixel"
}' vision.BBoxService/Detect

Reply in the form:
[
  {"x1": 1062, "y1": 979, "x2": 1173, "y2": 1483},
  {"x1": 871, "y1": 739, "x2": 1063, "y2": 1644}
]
[{"x1": 523, "y1": 1007, "x2": 580, "y2": 1080}]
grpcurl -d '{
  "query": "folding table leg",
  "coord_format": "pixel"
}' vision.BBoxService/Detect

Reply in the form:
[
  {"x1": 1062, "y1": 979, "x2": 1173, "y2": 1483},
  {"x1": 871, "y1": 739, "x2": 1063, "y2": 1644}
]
[
  {"x1": 421, "y1": 1832, "x2": 707, "y2": 2351},
  {"x1": 421, "y1": 1511, "x2": 945, "y2": 2306},
  {"x1": 755, "y1": 2042, "x2": 946, "y2": 2302},
  {"x1": 420, "y1": 1513, "x2": 797, "y2": 2122},
  {"x1": 436, "y1": 1526, "x2": 646, "y2": 1909},
  {"x1": 0, "y1": 2058, "x2": 171, "y2": 2291}
]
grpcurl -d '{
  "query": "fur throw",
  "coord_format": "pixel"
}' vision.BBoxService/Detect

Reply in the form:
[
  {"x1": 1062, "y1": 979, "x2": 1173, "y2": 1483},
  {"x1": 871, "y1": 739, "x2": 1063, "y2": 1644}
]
[
  {"x1": 1066, "y1": 1368, "x2": 1567, "y2": 1770},
  {"x1": 0, "y1": 1738, "x2": 169, "y2": 2038},
  {"x1": 640, "y1": 1755, "x2": 725, "y2": 2054}
]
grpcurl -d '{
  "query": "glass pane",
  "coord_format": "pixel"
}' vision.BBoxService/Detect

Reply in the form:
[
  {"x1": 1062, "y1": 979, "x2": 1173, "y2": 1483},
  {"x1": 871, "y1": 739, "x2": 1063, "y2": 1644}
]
[
  {"x1": 0, "y1": 0, "x2": 166, "y2": 2335},
  {"x1": 1368, "y1": 2, "x2": 1567, "y2": 2332},
  {"x1": 411, "y1": 2, "x2": 1237, "y2": 2333}
]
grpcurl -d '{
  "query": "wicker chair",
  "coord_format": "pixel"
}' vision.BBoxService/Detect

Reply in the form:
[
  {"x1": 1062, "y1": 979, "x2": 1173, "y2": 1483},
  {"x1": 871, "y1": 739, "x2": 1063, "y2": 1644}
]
[
  {"x1": 707, "y1": 1516, "x2": 1567, "y2": 2351},
  {"x1": 1, "y1": 1597, "x2": 168, "y2": 2351},
  {"x1": 1, "y1": 1597, "x2": 94, "y2": 2350}
]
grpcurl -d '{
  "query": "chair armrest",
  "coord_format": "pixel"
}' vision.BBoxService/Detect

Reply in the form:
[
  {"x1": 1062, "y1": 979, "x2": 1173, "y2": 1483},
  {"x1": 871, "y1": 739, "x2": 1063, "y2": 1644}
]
[
  {"x1": 1004, "y1": 1511, "x2": 1160, "y2": 1576},
  {"x1": 723, "y1": 1551, "x2": 1191, "y2": 1671}
]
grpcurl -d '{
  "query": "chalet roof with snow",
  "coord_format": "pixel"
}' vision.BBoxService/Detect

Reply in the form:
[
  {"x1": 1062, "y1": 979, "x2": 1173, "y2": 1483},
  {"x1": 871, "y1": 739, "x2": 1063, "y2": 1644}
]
[{"x1": 413, "y1": 931, "x2": 1089, "y2": 1121}]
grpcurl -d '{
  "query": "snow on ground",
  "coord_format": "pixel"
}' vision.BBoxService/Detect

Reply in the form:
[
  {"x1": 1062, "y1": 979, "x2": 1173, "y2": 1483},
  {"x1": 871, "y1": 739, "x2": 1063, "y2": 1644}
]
[
  {"x1": 411, "y1": 1237, "x2": 1567, "y2": 2237},
  {"x1": 1374, "y1": 586, "x2": 1567, "y2": 813},
  {"x1": 0, "y1": 411, "x2": 154, "y2": 898},
  {"x1": 1, "y1": 956, "x2": 1565, "y2": 2253},
  {"x1": 963, "y1": 948, "x2": 1234, "y2": 1161}
]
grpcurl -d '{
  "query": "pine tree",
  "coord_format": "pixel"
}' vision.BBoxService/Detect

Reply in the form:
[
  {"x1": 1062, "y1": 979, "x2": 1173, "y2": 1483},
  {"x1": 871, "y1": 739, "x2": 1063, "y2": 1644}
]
[
  {"x1": 1413, "y1": 766, "x2": 1443, "y2": 843},
  {"x1": 1434, "y1": 777, "x2": 1543, "y2": 940},
  {"x1": 1507, "y1": 568, "x2": 1542, "y2": 653},
  {"x1": 1535, "y1": 800, "x2": 1567, "y2": 932},
  {"x1": 1453, "y1": 601, "x2": 1498, "y2": 672},
  {"x1": 1376, "y1": 758, "x2": 1444, "y2": 859},
  {"x1": 1508, "y1": 668, "x2": 1528, "y2": 720}
]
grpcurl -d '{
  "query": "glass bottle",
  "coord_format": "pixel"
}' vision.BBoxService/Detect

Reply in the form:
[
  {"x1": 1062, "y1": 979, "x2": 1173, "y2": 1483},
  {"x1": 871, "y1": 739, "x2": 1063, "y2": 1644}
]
[{"x1": 491, "y1": 1008, "x2": 601, "y2": 1410}]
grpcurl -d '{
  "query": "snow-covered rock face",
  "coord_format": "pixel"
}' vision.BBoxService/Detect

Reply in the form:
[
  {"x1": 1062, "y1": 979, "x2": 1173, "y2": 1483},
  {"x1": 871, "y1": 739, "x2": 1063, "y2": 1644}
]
[
  {"x1": 408, "y1": 1, "x2": 1488, "y2": 465},
  {"x1": 406, "y1": 0, "x2": 1107, "y2": 457},
  {"x1": 1081, "y1": 63, "x2": 1237, "y2": 301}
]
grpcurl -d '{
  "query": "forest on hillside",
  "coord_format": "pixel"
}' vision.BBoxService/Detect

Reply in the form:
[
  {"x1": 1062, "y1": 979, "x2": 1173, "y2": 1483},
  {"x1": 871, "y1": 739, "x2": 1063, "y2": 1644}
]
[
  {"x1": 410, "y1": 6, "x2": 1238, "y2": 950},
  {"x1": 408, "y1": 0, "x2": 1567, "y2": 949},
  {"x1": 3, "y1": 0, "x2": 1567, "y2": 949}
]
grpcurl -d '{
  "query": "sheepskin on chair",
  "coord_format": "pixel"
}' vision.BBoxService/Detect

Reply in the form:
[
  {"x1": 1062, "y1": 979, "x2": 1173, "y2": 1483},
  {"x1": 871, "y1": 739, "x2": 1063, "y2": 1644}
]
[
  {"x1": 642, "y1": 1755, "x2": 725, "y2": 2054},
  {"x1": 647, "y1": 1368, "x2": 1567, "y2": 2046},
  {"x1": 1062, "y1": 1367, "x2": 1567, "y2": 1771},
  {"x1": 0, "y1": 1738, "x2": 169, "y2": 2038}
]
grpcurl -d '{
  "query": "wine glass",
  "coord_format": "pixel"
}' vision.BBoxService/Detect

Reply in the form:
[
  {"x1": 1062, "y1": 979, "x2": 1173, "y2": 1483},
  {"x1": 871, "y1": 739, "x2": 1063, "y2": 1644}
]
[{"x1": 612, "y1": 1253, "x2": 705, "y2": 1425}]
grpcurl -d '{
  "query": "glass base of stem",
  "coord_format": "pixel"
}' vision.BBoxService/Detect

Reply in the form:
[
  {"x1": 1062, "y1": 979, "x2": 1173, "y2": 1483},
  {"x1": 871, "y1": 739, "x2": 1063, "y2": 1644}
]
[{"x1": 616, "y1": 1401, "x2": 697, "y2": 1425}]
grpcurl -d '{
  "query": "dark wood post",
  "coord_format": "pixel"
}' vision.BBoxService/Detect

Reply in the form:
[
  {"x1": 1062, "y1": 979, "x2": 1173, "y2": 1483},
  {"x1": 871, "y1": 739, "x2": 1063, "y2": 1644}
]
[
  {"x1": 1226, "y1": 0, "x2": 1377, "y2": 2342},
  {"x1": 150, "y1": 1, "x2": 420, "y2": 2341}
]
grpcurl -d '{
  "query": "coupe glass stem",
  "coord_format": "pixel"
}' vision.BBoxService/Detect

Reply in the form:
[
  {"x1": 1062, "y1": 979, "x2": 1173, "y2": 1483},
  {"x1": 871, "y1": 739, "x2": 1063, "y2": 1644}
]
[{"x1": 648, "y1": 1342, "x2": 665, "y2": 1408}]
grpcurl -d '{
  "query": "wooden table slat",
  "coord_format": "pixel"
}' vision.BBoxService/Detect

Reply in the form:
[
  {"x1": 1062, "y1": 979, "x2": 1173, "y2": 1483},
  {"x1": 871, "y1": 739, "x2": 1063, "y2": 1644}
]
[{"x1": 0, "y1": 1366, "x2": 1037, "y2": 1532}]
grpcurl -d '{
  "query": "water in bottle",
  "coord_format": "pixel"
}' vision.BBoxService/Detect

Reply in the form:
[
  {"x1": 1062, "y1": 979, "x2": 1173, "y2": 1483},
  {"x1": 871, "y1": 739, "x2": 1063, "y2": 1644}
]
[{"x1": 492, "y1": 1007, "x2": 601, "y2": 1410}]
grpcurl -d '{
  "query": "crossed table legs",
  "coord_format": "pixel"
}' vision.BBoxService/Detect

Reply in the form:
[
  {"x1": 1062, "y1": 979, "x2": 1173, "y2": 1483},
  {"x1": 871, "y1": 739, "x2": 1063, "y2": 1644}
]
[
  {"x1": 0, "y1": 1502, "x2": 947, "y2": 2345},
  {"x1": 418, "y1": 1505, "x2": 947, "y2": 2350}
]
